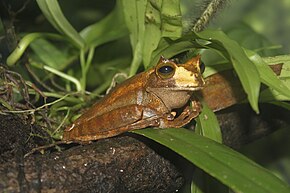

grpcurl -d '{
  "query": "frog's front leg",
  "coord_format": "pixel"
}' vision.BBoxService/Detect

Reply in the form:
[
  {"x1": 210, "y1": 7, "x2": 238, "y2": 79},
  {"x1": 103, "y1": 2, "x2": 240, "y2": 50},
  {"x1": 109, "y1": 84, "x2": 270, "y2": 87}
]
[{"x1": 159, "y1": 100, "x2": 202, "y2": 128}]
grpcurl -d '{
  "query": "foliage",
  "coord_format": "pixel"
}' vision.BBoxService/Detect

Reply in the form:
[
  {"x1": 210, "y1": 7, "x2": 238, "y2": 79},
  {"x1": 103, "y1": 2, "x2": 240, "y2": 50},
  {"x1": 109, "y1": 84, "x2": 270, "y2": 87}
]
[
  {"x1": 1, "y1": 0, "x2": 290, "y2": 192},
  {"x1": 133, "y1": 128, "x2": 290, "y2": 193}
]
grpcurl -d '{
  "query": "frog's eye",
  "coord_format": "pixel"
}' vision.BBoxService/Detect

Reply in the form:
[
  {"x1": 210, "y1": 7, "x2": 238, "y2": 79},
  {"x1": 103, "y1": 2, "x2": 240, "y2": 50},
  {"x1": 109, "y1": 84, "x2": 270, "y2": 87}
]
[
  {"x1": 159, "y1": 65, "x2": 174, "y2": 74},
  {"x1": 199, "y1": 61, "x2": 205, "y2": 74},
  {"x1": 157, "y1": 63, "x2": 175, "y2": 79}
]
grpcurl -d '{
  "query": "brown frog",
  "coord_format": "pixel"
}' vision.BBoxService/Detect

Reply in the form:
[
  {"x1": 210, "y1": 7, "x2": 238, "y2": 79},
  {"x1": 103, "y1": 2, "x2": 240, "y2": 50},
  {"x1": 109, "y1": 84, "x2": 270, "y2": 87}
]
[{"x1": 63, "y1": 55, "x2": 205, "y2": 142}]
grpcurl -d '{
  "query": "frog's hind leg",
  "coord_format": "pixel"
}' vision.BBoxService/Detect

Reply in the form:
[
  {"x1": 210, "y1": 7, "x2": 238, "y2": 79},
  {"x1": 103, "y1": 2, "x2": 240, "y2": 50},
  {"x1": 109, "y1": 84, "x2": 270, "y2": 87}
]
[
  {"x1": 63, "y1": 105, "x2": 145, "y2": 141},
  {"x1": 92, "y1": 116, "x2": 160, "y2": 139},
  {"x1": 63, "y1": 105, "x2": 161, "y2": 142}
]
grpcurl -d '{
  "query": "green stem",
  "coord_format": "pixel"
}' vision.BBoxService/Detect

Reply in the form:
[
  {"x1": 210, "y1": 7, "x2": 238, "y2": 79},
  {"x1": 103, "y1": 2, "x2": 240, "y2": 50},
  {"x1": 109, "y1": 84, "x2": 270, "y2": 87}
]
[
  {"x1": 80, "y1": 49, "x2": 86, "y2": 91},
  {"x1": 129, "y1": 42, "x2": 143, "y2": 76},
  {"x1": 43, "y1": 65, "x2": 82, "y2": 92},
  {"x1": 80, "y1": 47, "x2": 95, "y2": 93},
  {"x1": 41, "y1": 92, "x2": 82, "y2": 103},
  {"x1": 6, "y1": 32, "x2": 64, "y2": 66}
]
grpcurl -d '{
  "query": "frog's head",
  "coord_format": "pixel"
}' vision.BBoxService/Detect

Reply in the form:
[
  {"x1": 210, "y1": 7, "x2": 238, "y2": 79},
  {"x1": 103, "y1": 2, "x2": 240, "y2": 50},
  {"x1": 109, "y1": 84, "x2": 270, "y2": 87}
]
[{"x1": 152, "y1": 55, "x2": 205, "y2": 91}]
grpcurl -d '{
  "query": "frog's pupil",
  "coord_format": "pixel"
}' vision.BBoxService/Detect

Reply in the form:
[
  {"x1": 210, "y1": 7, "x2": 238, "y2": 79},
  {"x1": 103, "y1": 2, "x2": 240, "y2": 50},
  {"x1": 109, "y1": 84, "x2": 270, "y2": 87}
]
[
  {"x1": 200, "y1": 61, "x2": 205, "y2": 73},
  {"x1": 158, "y1": 65, "x2": 173, "y2": 74}
]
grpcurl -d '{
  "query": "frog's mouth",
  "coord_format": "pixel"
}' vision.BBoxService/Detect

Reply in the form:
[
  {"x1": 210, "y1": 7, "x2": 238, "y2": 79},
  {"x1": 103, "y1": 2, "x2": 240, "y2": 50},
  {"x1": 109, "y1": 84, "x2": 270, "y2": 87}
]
[
  {"x1": 167, "y1": 87, "x2": 203, "y2": 91},
  {"x1": 163, "y1": 86, "x2": 204, "y2": 91}
]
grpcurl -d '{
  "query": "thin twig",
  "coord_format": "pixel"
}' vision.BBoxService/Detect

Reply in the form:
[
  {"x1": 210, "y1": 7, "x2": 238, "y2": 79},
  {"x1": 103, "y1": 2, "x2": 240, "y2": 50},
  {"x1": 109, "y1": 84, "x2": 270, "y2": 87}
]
[
  {"x1": 25, "y1": 62, "x2": 55, "y2": 92},
  {"x1": 3, "y1": 94, "x2": 70, "y2": 114},
  {"x1": 50, "y1": 77, "x2": 67, "y2": 92},
  {"x1": 192, "y1": 0, "x2": 228, "y2": 32}
]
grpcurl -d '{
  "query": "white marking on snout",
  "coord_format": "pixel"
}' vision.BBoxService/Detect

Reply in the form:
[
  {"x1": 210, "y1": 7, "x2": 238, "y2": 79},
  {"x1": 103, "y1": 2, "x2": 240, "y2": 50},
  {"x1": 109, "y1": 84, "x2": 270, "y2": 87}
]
[{"x1": 173, "y1": 67, "x2": 199, "y2": 87}]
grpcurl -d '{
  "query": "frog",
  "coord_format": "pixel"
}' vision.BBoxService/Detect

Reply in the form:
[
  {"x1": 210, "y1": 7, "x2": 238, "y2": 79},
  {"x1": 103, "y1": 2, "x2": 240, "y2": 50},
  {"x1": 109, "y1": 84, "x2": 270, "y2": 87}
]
[{"x1": 62, "y1": 55, "x2": 205, "y2": 142}]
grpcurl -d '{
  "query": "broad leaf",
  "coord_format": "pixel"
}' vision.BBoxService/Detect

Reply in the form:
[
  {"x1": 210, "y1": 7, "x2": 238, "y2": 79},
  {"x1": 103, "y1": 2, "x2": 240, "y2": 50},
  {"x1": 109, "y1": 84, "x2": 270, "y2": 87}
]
[
  {"x1": 121, "y1": 0, "x2": 182, "y2": 73},
  {"x1": 80, "y1": 1, "x2": 128, "y2": 48},
  {"x1": 120, "y1": 0, "x2": 147, "y2": 75}
]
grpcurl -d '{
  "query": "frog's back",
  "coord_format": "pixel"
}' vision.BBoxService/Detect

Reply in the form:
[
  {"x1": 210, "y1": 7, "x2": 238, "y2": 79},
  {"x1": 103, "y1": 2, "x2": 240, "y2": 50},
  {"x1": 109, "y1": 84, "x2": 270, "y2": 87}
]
[{"x1": 72, "y1": 70, "x2": 152, "y2": 125}]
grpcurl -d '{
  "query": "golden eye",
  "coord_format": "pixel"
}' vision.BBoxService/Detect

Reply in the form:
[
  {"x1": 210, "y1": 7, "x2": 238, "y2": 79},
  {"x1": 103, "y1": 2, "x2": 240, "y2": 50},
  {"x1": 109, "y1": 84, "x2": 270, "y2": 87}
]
[{"x1": 157, "y1": 63, "x2": 175, "y2": 79}]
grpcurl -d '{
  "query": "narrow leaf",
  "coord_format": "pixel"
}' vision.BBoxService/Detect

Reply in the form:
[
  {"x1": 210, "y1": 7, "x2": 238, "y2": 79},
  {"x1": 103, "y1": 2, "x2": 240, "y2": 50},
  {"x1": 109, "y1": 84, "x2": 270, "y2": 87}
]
[
  {"x1": 30, "y1": 38, "x2": 73, "y2": 70},
  {"x1": 193, "y1": 30, "x2": 261, "y2": 113},
  {"x1": 245, "y1": 49, "x2": 290, "y2": 99},
  {"x1": 36, "y1": 0, "x2": 85, "y2": 48},
  {"x1": 133, "y1": 128, "x2": 290, "y2": 193},
  {"x1": 195, "y1": 102, "x2": 222, "y2": 143},
  {"x1": 150, "y1": 36, "x2": 197, "y2": 67}
]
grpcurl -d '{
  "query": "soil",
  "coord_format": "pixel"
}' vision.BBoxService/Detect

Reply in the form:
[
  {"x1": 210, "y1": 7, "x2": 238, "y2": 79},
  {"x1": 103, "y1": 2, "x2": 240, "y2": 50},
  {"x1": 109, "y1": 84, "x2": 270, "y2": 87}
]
[{"x1": 0, "y1": 114, "x2": 49, "y2": 163}]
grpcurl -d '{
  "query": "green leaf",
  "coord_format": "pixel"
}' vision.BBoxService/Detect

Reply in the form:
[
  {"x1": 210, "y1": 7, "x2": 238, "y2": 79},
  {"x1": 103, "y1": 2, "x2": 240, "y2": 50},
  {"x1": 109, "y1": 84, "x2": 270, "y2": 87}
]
[
  {"x1": 142, "y1": 0, "x2": 162, "y2": 68},
  {"x1": 121, "y1": 0, "x2": 183, "y2": 73},
  {"x1": 193, "y1": 30, "x2": 261, "y2": 113},
  {"x1": 245, "y1": 50, "x2": 290, "y2": 99},
  {"x1": 160, "y1": 0, "x2": 182, "y2": 38},
  {"x1": 195, "y1": 102, "x2": 222, "y2": 143},
  {"x1": 258, "y1": 55, "x2": 290, "y2": 102},
  {"x1": 259, "y1": 77, "x2": 290, "y2": 102},
  {"x1": 263, "y1": 55, "x2": 290, "y2": 78},
  {"x1": 6, "y1": 32, "x2": 64, "y2": 66},
  {"x1": 120, "y1": 0, "x2": 147, "y2": 75},
  {"x1": 150, "y1": 34, "x2": 202, "y2": 67},
  {"x1": 80, "y1": 1, "x2": 128, "y2": 48},
  {"x1": 120, "y1": 0, "x2": 146, "y2": 51},
  {"x1": 268, "y1": 101, "x2": 290, "y2": 111},
  {"x1": 133, "y1": 128, "x2": 290, "y2": 193},
  {"x1": 191, "y1": 169, "x2": 205, "y2": 193},
  {"x1": 36, "y1": 0, "x2": 85, "y2": 48},
  {"x1": 143, "y1": 0, "x2": 182, "y2": 68},
  {"x1": 151, "y1": 38, "x2": 195, "y2": 67},
  {"x1": 30, "y1": 38, "x2": 73, "y2": 70},
  {"x1": 191, "y1": 169, "x2": 229, "y2": 193}
]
